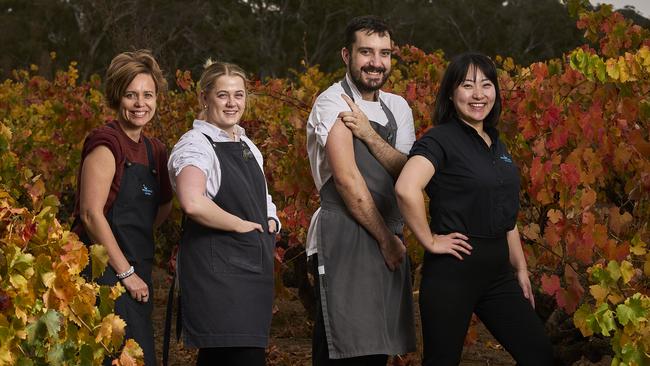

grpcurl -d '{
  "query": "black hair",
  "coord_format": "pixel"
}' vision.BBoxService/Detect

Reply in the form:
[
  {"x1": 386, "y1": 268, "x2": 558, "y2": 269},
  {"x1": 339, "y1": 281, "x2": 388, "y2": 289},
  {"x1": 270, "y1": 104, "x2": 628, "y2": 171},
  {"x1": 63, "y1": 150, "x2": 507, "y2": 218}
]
[
  {"x1": 432, "y1": 52, "x2": 502, "y2": 127},
  {"x1": 344, "y1": 15, "x2": 393, "y2": 51}
]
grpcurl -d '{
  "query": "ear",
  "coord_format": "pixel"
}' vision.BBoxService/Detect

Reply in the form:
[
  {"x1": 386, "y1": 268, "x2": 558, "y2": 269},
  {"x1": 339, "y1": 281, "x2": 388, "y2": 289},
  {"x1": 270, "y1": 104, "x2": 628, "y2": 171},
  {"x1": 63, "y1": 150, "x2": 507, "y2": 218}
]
[{"x1": 341, "y1": 47, "x2": 350, "y2": 66}]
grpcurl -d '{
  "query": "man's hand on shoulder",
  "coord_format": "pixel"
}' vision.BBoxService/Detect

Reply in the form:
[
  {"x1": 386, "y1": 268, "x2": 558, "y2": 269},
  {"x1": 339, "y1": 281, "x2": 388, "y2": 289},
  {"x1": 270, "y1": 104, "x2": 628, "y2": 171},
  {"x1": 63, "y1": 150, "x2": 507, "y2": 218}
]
[{"x1": 338, "y1": 94, "x2": 376, "y2": 142}]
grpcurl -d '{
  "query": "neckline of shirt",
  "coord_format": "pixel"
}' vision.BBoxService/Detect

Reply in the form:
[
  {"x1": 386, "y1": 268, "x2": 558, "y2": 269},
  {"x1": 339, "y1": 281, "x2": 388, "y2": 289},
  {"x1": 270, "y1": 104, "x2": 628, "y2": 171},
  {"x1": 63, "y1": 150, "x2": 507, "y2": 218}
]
[
  {"x1": 108, "y1": 121, "x2": 146, "y2": 151},
  {"x1": 452, "y1": 116, "x2": 498, "y2": 143},
  {"x1": 193, "y1": 119, "x2": 247, "y2": 141}
]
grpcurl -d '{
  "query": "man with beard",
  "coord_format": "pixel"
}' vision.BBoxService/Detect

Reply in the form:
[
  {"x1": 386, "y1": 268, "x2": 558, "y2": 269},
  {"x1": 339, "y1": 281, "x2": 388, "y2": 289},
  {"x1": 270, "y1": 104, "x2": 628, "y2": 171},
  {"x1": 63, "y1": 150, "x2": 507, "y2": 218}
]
[{"x1": 306, "y1": 15, "x2": 417, "y2": 366}]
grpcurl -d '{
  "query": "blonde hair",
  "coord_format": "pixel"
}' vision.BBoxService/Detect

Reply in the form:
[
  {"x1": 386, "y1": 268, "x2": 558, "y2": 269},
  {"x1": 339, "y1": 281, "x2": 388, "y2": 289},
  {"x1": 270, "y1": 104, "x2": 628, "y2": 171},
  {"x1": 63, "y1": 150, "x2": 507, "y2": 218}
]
[
  {"x1": 104, "y1": 50, "x2": 167, "y2": 111},
  {"x1": 198, "y1": 59, "x2": 248, "y2": 96}
]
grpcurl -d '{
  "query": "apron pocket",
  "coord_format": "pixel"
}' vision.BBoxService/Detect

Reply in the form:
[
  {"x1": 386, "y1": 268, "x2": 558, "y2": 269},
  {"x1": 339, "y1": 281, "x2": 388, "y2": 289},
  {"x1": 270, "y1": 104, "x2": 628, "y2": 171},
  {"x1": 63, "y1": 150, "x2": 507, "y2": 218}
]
[{"x1": 211, "y1": 231, "x2": 263, "y2": 274}]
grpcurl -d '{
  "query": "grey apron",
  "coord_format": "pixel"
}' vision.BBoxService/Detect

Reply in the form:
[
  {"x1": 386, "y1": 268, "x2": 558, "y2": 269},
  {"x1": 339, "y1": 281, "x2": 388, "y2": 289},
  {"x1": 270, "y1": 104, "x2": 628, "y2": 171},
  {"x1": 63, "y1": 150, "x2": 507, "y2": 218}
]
[
  {"x1": 315, "y1": 79, "x2": 417, "y2": 358},
  {"x1": 178, "y1": 135, "x2": 275, "y2": 348}
]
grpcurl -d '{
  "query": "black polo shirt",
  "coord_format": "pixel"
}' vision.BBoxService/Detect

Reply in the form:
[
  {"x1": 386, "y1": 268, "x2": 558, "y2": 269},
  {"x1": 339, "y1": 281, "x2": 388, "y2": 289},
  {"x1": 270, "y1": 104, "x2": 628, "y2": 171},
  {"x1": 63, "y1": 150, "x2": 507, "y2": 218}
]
[{"x1": 409, "y1": 117, "x2": 520, "y2": 238}]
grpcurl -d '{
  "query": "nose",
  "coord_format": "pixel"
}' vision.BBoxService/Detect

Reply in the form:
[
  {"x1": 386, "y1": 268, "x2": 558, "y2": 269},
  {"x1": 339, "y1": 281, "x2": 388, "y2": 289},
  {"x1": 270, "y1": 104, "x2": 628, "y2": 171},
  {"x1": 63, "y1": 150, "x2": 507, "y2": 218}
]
[
  {"x1": 472, "y1": 88, "x2": 484, "y2": 99},
  {"x1": 134, "y1": 95, "x2": 144, "y2": 107},
  {"x1": 225, "y1": 96, "x2": 235, "y2": 107}
]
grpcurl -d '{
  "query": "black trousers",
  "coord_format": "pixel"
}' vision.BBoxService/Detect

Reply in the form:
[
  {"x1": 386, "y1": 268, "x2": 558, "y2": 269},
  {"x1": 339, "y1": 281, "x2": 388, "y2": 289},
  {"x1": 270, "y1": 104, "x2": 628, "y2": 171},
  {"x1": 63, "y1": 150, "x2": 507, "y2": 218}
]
[
  {"x1": 310, "y1": 255, "x2": 389, "y2": 366},
  {"x1": 419, "y1": 237, "x2": 553, "y2": 366},
  {"x1": 196, "y1": 347, "x2": 265, "y2": 366}
]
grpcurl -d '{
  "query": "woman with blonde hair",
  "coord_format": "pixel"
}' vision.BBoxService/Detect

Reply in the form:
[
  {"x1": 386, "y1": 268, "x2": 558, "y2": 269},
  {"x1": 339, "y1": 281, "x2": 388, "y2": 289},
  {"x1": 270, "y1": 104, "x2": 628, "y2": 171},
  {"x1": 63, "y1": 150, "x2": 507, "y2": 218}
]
[
  {"x1": 168, "y1": 60, "x2": 280, "y2": 365},
  {"x1": 74, "y1": 49, "x2": 173, "y2": 365}
]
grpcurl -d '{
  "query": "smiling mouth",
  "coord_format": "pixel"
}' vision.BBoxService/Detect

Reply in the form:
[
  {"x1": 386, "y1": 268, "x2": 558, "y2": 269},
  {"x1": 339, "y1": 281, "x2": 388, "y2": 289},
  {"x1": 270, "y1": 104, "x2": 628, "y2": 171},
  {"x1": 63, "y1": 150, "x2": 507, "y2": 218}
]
[
  {"x1": 130, "y1": 111, "x2": 148, "y2": 117},
  {"x1": 469, "y1": 103, "x2": 486, "y2": 109},
  {"x1": 361, "y1": 67, "x2": 385, "y2": 77},
  {"x1": 223, "y1": 110, "x2": 239, "y2": 116}
]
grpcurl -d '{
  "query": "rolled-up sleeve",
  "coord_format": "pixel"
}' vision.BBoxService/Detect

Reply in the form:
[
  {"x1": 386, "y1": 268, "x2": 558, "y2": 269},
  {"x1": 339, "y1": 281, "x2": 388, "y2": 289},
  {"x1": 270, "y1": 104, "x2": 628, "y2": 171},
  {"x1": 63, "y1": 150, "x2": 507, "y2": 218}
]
[
  {"x1": 312, "y1": 93, "x2": 348, "y2": 147},
  {"x1": 167, "y1": 130, "x2": 218, "y2": 193}
]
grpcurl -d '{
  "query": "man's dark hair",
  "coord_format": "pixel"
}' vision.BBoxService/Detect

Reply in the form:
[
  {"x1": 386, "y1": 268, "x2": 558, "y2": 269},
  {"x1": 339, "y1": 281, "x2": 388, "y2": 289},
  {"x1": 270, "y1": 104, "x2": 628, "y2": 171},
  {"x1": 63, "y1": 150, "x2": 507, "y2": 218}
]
[
  {"x1": 432, "y1": 52, "x2": 502, "y2": 128},
  {"x1": 344, "y1": 15, "x2": 393, "y2": 50}
]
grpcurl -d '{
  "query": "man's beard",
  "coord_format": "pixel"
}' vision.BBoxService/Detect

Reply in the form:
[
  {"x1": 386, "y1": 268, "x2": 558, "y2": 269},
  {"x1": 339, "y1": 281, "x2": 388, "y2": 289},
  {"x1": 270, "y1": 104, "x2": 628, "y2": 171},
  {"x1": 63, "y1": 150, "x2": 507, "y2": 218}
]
[{"x1": 348, "y1": 64, "x2": 390, "y2": 95}]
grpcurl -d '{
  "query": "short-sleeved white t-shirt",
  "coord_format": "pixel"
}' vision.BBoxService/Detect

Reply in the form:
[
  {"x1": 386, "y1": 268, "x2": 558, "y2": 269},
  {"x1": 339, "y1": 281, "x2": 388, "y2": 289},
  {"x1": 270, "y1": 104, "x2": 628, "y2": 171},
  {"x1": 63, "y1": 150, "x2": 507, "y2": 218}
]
[{"x1": 306, "y1": 74, "x2": 415, "y2": 256}]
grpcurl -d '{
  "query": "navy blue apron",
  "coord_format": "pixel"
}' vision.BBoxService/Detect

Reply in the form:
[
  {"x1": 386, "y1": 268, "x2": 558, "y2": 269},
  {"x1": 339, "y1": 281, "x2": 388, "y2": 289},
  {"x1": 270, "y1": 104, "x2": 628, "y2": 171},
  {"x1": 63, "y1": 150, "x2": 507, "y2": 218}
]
[
  {"x1": 178, "y1": 134, "x2": 275, "y2": 348},
  {"x1": 82, "y1": 134, "x2": 160, "y2": 366}
]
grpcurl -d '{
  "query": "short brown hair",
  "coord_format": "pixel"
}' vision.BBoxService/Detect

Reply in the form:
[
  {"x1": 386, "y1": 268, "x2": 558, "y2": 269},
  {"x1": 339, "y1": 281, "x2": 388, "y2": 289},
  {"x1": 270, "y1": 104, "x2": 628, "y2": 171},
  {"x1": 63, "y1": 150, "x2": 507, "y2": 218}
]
[{"x1": 104, "y1": 50, "x2": 167, "y2": 111}]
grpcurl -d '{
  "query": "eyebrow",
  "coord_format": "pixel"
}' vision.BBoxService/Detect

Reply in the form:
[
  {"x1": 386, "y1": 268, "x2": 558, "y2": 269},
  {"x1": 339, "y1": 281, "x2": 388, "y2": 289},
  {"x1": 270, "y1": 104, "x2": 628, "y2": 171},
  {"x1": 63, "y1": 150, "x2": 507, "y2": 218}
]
[
  {"x1": 125, "y1": 89, "x2": 155, "y2": 93},
  {"x1": 357, "y1": 47, "x2": 392, "y2": 52},
  {"x1": 463, "y1": 78, "x2": 491, "y2": 82}
]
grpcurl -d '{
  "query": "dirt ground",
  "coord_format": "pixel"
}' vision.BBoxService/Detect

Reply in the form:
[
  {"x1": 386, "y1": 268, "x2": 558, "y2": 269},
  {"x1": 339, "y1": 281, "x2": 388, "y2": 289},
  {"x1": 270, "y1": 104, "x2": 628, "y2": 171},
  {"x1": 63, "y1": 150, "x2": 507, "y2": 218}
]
[{"x1": 150, "y1": 267, "x2": 609, "y2": 366}]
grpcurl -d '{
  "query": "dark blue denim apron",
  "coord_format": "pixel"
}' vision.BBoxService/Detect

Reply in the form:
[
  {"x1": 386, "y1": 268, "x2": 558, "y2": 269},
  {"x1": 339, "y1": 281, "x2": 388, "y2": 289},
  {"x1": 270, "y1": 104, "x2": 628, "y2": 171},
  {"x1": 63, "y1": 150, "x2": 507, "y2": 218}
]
[
  {"x1": 178, "y1": 134, "x2": 275, "y2": 348},
  {"x1": 83, "y1": 135, "x2": 160, "y2": 366}
]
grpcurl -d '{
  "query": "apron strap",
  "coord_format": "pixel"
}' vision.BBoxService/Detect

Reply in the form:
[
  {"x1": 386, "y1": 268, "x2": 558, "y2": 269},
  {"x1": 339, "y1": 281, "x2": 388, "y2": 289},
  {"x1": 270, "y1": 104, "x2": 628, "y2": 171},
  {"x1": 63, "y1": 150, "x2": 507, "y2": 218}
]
[
  {"x1": 142, "y1": 136, "x2": 157, "y2": 175},
  {"x1": 340, "y1": 78, "x2": 398, "y2": 147}
]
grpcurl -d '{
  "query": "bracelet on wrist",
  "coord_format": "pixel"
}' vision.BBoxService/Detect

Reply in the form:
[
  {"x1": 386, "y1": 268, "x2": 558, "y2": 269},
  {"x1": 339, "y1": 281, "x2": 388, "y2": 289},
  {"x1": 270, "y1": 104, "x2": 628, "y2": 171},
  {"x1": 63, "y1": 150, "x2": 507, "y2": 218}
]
[{"x1": 116, "y1": 265, "x2": 134, "y2": 280}]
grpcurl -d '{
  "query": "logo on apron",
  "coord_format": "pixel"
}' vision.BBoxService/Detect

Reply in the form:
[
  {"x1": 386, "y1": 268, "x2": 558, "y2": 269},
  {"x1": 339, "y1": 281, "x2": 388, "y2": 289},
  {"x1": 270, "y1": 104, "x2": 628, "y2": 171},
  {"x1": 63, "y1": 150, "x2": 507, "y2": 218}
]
[{"x1": 142, "y1": 184, "x2": 153, "y2": 196}]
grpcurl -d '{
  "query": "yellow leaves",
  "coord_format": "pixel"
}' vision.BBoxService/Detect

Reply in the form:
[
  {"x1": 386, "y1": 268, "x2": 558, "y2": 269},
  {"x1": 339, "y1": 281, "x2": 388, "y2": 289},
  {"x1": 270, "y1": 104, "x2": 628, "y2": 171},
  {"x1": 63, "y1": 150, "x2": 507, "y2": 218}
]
[
  {"x1": 571, "y1": 46, "x2": 650, "y2": 83},
  {"x1": 113, "y1": 339, "x2": 145, "y2": 366},
  {"x1": 95, "y1": 314, "x2": 126, "y2": 348},
  {"x1": 589, "y1": 284, "x2": 609, "y2": 303},
  {"x1": 620, "y1": 261, "x2": 635, "y2": 284}
]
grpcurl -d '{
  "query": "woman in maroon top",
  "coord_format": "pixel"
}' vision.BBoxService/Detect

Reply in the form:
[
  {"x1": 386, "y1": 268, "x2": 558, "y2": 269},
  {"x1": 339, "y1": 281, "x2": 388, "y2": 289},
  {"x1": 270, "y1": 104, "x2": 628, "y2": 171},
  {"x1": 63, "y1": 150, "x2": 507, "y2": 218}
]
[{"x1": 74, "y1": 50, "x2": 173, "y2": 365}]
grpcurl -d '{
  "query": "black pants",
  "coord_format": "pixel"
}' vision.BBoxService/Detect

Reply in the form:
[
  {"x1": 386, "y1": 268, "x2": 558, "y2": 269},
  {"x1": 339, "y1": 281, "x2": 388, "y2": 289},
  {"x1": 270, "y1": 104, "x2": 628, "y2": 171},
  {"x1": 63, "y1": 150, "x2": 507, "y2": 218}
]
[
  {"x1": 419, "y1": 237, "x2": 553, "y2": 366},
  {"x1": 196, "y1": 347, "x2": 265, "y2": 366},
  {"x1": 310, "y1": 255, "x2": 389, "y2": 366}
]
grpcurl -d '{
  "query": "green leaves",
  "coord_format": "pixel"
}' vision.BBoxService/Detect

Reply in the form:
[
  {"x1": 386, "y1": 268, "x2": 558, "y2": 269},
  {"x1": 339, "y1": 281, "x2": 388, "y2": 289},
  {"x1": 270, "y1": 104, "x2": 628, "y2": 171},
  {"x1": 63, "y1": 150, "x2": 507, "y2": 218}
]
[{"x1": 89, "y1": 244, "x2": 109, "y2": 280}]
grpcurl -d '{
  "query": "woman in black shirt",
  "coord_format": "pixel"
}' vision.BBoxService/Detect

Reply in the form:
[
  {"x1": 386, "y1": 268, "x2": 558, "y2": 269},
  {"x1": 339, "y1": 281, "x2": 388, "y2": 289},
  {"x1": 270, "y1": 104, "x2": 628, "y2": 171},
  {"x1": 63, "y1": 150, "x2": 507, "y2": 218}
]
[{"x1": 395, "y1": 53, "x2": 552, "y2": 365}]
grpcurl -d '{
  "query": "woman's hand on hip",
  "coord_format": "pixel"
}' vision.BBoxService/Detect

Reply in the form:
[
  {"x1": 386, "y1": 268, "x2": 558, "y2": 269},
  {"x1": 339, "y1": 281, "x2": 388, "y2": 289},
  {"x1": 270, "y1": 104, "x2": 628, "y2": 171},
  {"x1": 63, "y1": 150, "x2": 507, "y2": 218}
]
[
  {"x1": 516, "y1": 269, "x2": 535, "y2": 308},
  {"x1": 427, "y1": 233, "x2": 472, "y2": 260},
  {"x1": 234, "y1": 218, "x2": 263, "y2": 233},
  {"x1": 121, "y1": 273, "x2": 150, "y2": 303}
]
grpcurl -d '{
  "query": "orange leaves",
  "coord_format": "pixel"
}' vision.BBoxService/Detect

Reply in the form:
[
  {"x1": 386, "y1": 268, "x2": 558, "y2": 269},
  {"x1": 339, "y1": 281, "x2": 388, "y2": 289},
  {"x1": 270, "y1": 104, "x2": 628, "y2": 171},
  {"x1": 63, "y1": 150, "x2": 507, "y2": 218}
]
[
  {"x1": 0, "y1": 174, "x2": 135, "y2": 363},
  {"x1": 175, "y1": 70, "x2": 193, "y2": 91},
  {"x1": 608, "y1": 207, "x2": 633, "y2": 236}
]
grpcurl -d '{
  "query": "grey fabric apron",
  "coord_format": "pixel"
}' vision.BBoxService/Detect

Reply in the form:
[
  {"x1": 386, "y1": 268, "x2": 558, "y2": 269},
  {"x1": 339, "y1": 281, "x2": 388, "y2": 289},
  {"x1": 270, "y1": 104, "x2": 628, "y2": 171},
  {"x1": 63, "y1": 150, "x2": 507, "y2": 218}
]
[
  {"x1": 178, "y1": 135, "x2": 275, "y2": 348},
  {"x1": 81, "y1": 134, "x2": 159, "y2": 366},
  {"x1": 315, "y1": 79, "x2": 417, "y2": 358}
]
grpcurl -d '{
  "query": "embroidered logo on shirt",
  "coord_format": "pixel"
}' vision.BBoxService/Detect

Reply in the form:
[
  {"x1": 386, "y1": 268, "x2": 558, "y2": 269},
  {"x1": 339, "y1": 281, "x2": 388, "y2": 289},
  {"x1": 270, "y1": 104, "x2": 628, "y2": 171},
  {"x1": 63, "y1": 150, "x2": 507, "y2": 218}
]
[
  {"x1": 499, "y1": 154, "x2": 513, "y2": 163},
  {"x1": 142, "y1": 184, "x2": 153, "y2": 196}
]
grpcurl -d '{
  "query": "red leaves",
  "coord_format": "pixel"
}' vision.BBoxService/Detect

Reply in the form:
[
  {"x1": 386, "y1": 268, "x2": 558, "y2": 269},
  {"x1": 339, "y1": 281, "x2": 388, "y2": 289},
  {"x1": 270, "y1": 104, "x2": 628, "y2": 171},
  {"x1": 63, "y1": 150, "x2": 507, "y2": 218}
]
[
  {"x1": 541, "y1": 274, "x2": 561, "y2": 296},
  {"x1": 559, "y1": 162, "x2": 580, "y2": 193},
  {"x1": 0, "y1": 290, "x2": 11, "y2": 312}
]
